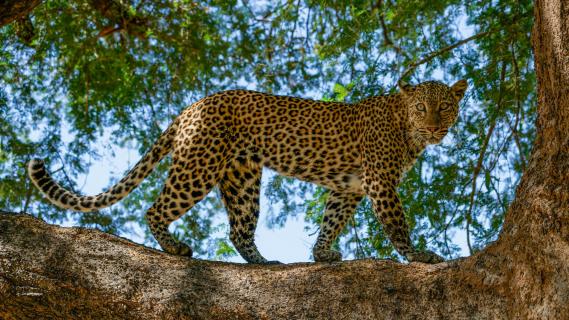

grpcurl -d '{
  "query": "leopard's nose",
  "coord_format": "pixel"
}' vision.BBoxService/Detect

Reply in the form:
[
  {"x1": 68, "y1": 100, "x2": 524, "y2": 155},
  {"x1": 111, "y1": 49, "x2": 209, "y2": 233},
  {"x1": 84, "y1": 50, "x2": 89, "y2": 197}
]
[{"x1": 426, "y1": 127, "x2": 439, "y2": 133}]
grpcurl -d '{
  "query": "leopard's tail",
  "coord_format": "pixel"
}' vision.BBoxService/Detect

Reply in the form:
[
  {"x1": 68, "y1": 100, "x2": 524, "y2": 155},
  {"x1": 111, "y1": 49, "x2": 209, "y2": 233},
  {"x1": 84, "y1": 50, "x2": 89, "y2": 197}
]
[{"x1": 27, "y1": 120, "x2": 178, "y2": 212}]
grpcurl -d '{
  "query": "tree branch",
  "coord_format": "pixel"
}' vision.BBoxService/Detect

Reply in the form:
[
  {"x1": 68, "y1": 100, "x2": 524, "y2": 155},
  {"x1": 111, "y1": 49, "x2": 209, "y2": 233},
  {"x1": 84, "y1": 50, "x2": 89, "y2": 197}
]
[
  {"x1": 0, "y1": 212, "x2": 510, "y2": 319},
  {"x1": 465, "y1": 59, "x2": 507, "y2": 254},
  {"x1": 399, "y1": 29, "x2": 494, "y2": 81},
  {"x1": 509, "y1": 41, "x2": 528, "y2": 171},
  {"x1": 373, "y1": 0, "x2": 410, "y2": 60},
  {"x1": 350, "y1": 216, "x2": 366, "y2": 259},
  {"x1": 0, "y1": 0, "x2": 43, "y2": 27},
  {"x1": 88, "y1": 0, "x2": 149, "y2": 39}
]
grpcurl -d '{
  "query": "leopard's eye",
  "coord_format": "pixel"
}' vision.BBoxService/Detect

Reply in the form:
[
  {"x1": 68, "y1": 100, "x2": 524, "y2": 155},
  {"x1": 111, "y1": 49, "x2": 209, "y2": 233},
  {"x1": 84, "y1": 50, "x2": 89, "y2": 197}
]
[
  {"x1": 439, "y1": 102, "x2": 451, "y2": 111},
  {"x1": 415, "y1": 103, "x2": 426, "y2": 112}
]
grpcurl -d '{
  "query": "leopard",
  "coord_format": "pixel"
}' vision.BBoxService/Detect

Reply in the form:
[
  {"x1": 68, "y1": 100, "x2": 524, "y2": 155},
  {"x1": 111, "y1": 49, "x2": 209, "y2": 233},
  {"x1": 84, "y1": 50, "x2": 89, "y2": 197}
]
[{"x1": 28, "y1": 79, "x2": 467, "y2": 264}]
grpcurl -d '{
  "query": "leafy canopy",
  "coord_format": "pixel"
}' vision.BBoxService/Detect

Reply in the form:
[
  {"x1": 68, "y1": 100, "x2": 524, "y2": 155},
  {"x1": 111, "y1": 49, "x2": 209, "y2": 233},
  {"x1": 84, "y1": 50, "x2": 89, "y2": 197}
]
[{"x1": 0, "y1": 0, "x2": 535, "y2": 260}]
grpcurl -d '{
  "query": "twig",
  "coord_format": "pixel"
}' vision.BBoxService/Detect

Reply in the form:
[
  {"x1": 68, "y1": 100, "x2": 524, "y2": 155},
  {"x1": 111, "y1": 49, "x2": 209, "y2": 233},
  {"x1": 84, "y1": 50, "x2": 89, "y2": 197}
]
[
  {"x1": 466, "y1": 118, "x2": 496, "y2": 254},
  {"x1": 425, "y1": 181, "x2": 468, "y2": 258},
  {"x1": 287, "y1": 0, "x2": 302, "y2": 49},
  {"x1": 464, "y1": 59, "x2": 507, "y2": 255},
  {"x1": 242, "y1": 0, "x2": 273, "y2": 23},
  {"x1": 97, "y1": 25, "x2": 123, "y2": 38},
  {"x1": 84, "y1": 68, "x2": 90, "y2": 112},
  {"x1": 509, "y1": 41, "x2": 528, "y2": 171},
  {"x1": 54, "y1": 151, "x2": 78, "y2": 193},
  {"x1": 487, "y1": 169, "x2": 508, "y2": 216},
  {"x1": 485, "y1": 129, "x2": 515, "y2": 175},
  {"x1": 374, "y1": 0, "x2": 410, "y2": 60},
  {"x1": 399, "y1": 29, "x2": 494, "y2": 82},
  {"x1": 304, "y1": 5, "x2": 312, "y2": 47},
  {"x1": 351, "y1": 216, "x2": 366, "y2": 259},
  {"x1": 22, "y1": 176, "x2": 33, "y2": 214}
]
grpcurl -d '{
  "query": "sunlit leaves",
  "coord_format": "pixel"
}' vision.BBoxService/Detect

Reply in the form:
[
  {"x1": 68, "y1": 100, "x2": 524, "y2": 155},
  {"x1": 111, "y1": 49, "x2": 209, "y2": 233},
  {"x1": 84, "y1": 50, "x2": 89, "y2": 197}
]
[{"x1": 0, "y1": 0, "x2": 535, "y2": 261}]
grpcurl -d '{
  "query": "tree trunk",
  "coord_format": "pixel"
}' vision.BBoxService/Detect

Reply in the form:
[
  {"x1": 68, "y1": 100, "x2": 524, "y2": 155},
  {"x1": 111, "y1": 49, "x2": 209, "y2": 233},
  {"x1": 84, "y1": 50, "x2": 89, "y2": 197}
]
[{"x1": 1, "y1": 0, "x2": 568, "y2": 318}]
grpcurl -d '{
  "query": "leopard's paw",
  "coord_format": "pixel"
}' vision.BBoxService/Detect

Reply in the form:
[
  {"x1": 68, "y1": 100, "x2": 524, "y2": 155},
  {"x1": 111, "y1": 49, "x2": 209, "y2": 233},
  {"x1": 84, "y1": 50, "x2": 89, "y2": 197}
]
[
  {"x1": 313, "y1": 249, "x2": 342, "y2": 263},
  {"x1": 406, "y1": 250, "x2": 444, "y2": 264},
  {"x1": 163, "y1": 242, "x2": 193, "y2": 257}
]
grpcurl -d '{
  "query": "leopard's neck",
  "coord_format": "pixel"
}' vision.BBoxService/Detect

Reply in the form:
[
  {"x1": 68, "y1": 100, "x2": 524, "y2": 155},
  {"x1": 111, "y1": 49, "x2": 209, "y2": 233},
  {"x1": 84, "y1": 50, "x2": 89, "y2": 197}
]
[
  {"x1": 358, "y1": 94, "x2": 428, "y2": 168},
  {"x1": 396, "y1": 101, "x2": 428, "y2": 169},
  {"x1": 405, "y1": 131, "x2": 427, "y2": 159}
]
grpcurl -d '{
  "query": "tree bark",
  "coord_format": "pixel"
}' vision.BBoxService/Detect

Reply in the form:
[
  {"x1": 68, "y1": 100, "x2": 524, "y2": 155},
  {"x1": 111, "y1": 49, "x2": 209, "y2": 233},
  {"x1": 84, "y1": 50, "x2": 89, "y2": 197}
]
[
  {"x1": 0, "y1": 212, "x2": 509, "y2": 319},
  {"x1": 1, "y1": 0, "x2": 568, "y2": 319}
]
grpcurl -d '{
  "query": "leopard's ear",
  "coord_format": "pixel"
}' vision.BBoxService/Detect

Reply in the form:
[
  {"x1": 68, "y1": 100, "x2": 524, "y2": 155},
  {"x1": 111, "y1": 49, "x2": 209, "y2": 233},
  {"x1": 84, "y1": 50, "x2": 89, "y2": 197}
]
[
  {"x1": 398, "y1": 80, "x2": 414, "y2": 95},
  {"x1": 451, "y1": 79, "x2": 468, "y2": 102}
]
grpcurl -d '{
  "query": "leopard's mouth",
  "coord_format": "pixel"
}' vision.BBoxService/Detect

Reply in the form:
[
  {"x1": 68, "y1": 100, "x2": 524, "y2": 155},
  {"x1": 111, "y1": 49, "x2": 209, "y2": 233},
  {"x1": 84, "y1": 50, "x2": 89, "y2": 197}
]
[
  {"x1": 427, "y1": 136, "x2": 442, "y2": 144},
  {"x1": 419, "y1": 130, "x2": 447, "y2": 144},
  {"x1": 410, "y1": 127, "x2": 448, "y2": 145},
  {"x1": 418, "y1": 129, "x2": 448, "y2": 144}
]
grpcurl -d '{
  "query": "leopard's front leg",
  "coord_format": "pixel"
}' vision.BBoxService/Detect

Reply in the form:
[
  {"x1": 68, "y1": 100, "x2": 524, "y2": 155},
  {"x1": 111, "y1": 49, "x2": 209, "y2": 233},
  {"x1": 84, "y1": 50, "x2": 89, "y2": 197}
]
[
  {"x1": 362, "y1": 164, "x2": 444, "y2": 264},
  {"x1": 312, "y1": 191, "x2": 362, "y2": 262},
  {"x1": 367, "y1": 182, "x2": 443, "y2": 263}
]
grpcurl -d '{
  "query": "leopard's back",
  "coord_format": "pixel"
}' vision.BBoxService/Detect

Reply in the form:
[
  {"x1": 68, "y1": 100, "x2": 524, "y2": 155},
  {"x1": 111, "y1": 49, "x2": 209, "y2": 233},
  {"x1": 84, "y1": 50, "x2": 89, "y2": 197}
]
[{"x1": 187, "y1": 90, "x2": 373, "y2": 193}]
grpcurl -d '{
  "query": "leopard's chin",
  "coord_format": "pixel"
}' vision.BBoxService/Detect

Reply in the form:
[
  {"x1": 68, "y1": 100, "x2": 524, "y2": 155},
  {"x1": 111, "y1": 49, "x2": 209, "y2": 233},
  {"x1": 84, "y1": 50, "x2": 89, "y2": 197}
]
[
  {"x1": 428, "y1": 137, "x2": 442, "y2": 144},
  {"x1": 420, "y1": 134, "x2": 444, "y2": 145}
]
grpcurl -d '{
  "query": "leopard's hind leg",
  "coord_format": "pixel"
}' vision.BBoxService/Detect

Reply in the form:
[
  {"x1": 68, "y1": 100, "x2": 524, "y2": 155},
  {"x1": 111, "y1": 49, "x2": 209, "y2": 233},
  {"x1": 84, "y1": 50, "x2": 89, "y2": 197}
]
[
  {"x1": 146, "y1": 132, "x2": 227, "y2": 256},
  {"x1": 219, "y1": 157, "x2": 275, "y2": 264}
]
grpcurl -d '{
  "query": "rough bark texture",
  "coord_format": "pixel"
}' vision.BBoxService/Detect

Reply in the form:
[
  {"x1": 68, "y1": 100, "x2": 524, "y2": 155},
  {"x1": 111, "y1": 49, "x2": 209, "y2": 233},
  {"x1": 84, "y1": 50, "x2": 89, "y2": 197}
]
[
  {"x1": 0, "y1": 212, "x2": 504, "y2": 319},
  {"x1": 501, "y1": 0, "x2": 569, "y2": 316},
  {"x1": 1, "y1": 0, "x2": 568, "y2": 319}
]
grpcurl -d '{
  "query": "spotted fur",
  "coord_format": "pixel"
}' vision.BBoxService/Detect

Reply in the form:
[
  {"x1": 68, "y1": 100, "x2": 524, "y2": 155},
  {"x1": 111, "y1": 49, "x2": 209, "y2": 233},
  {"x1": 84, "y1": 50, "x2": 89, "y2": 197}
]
[{"x1": 28, "y1": 80, "x2": 467, "y2": 264}]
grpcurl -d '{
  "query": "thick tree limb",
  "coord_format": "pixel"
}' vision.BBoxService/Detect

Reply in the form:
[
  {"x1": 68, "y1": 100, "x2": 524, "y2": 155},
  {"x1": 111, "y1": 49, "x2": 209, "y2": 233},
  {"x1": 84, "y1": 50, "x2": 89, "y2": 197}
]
[
  {"x1": 1, "y1": 206, "x2": 568, "y2": 319},
  {"x1": 1, "y1": 213, "x2": 509, "y2": 319}
]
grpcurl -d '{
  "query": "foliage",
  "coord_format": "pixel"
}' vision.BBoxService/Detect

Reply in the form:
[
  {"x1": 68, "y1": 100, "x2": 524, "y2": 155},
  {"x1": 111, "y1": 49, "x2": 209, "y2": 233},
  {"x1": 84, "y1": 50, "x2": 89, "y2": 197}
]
[{"x1": 0, "y1": 0, "x2": 535, "y2": 261}]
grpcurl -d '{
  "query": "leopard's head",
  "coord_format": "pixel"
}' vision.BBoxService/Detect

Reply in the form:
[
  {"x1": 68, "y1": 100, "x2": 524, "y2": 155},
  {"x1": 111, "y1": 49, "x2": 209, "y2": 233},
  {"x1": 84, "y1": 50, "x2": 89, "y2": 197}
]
[{"x1": 399, "y1": 80, "x2": 467, "y2": 144}]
